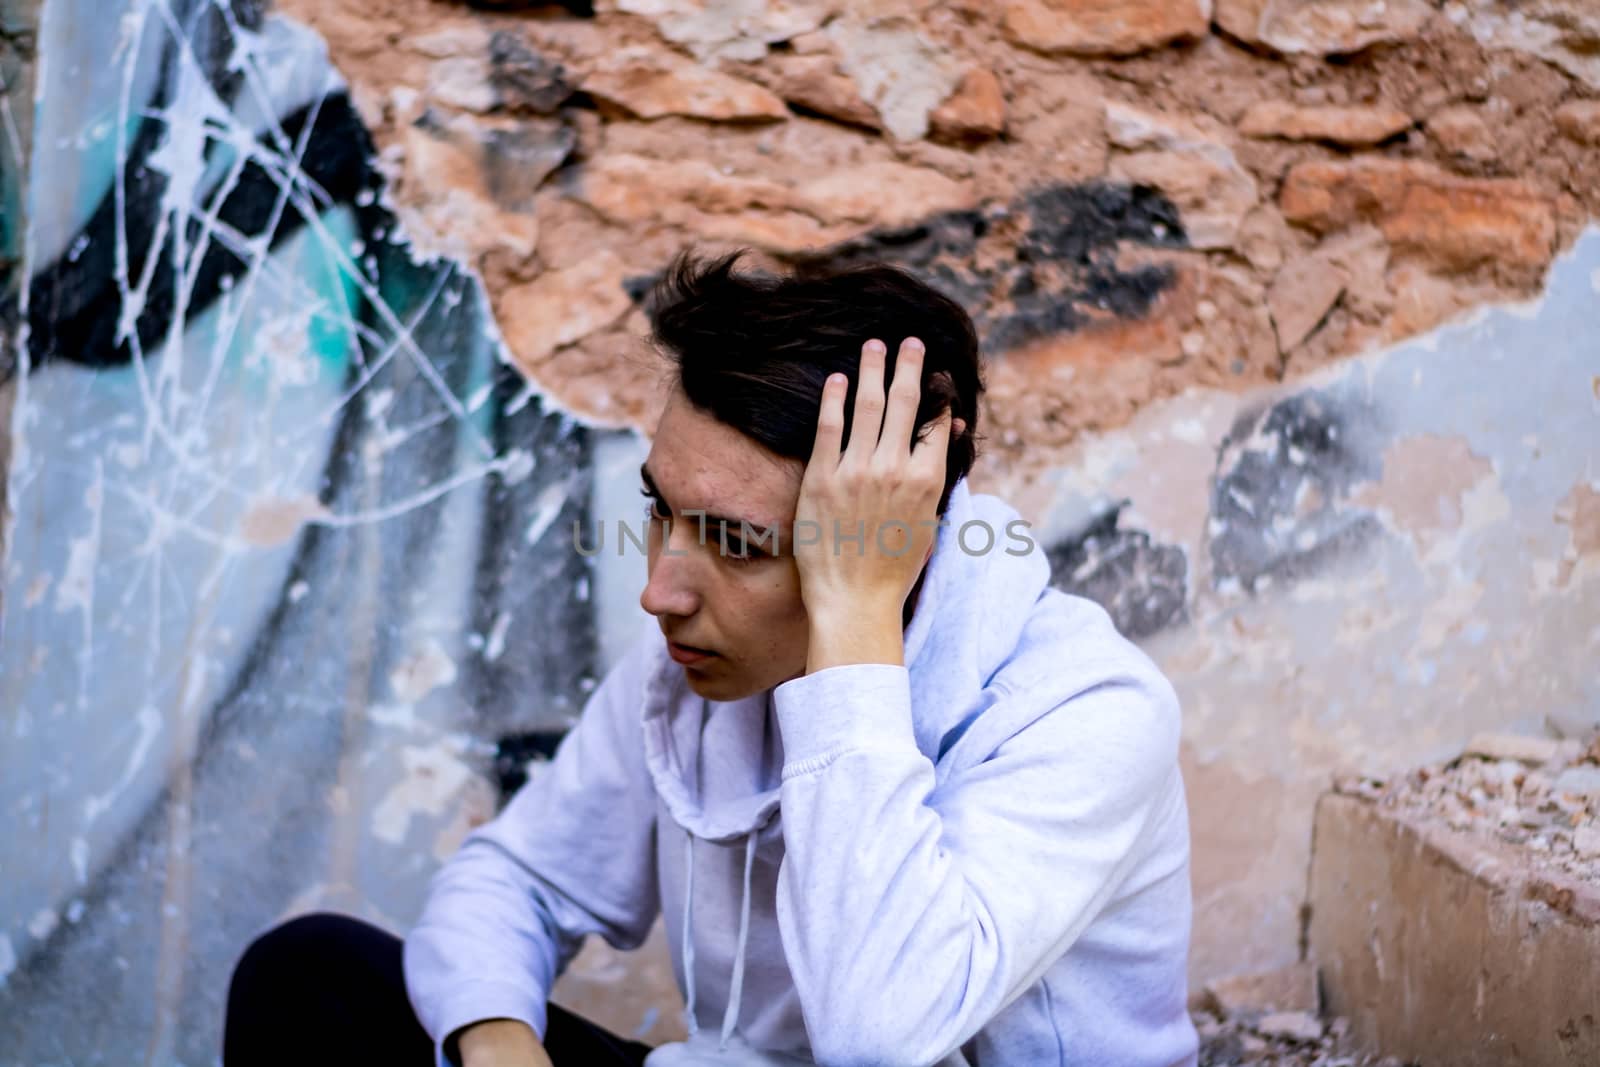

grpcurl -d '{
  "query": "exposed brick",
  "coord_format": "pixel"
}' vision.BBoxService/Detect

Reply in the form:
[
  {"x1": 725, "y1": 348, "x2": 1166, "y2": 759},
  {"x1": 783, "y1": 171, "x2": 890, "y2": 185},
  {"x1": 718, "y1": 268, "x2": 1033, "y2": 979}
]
[
  {"x1": 1239, "y1": 101, "x2": 1412, "y2": 146},
  {"x1": 1215, "y1": 0, "x2": 1432, "y2": 55},
  {"x1": 930, "y1": 68, "x2": 1007, "y2": 141},
  {"x1": 1002, "y1": 0, "x2": 1208, "y2": 57},
  {"x1": 1555, "y1": 99, "x2": 1600, "y2": 145},
  {"x1": 582, "y1": 45, "x2": 789, "y2": 122},
  {"x1": 1280, "y1": 160, "x2": 1556, "y2": 272}
]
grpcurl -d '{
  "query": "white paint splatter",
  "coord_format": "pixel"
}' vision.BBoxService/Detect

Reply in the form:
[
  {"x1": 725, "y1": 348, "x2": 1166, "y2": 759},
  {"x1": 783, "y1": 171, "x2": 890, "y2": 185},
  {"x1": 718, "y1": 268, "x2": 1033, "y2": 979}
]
[
  {"x1": 54, "y1": 532, "x2": 99, "y2": 614},
  {"x1": 483, "y1": 611, "x2": 511, "y2": 662},
  {"x1": 524, "y1": 480, "x2": 569, "y2": 546},
  {"x1": 288, "y1": 580, "x2": 310, "y2": 603},
  {"x1": 71, "y1": 837, "x2": 89, "y2": 885},
  {"x1": 65, "y1": 900, "x2": 86, "y2": 924},
  {"x1": 28, "y1": 909, "x2": 58, "y2": 940},
  {"x1": 501, "y1": 448, "x2": 535, "y2": 485},
  {"x1": 84, "y1": 705, "x2": 163, "y2": 825},
  {"x1": 368, "y1": 702, "x2": 419, "y2": 732}
]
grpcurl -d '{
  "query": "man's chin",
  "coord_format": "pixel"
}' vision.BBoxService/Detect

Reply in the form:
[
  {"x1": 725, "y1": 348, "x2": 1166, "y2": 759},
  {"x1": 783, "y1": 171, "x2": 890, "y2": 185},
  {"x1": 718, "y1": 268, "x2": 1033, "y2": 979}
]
[{"x1": 681, "y1": 665, "x2": 759, "y2": 703}]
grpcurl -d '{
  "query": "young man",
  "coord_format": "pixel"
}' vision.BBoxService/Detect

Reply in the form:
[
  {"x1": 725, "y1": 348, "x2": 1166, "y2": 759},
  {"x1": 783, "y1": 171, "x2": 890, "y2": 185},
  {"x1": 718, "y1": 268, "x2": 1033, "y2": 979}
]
[{"x1": 225, "y1": 252, "x2": 1198, "y2": 1067}]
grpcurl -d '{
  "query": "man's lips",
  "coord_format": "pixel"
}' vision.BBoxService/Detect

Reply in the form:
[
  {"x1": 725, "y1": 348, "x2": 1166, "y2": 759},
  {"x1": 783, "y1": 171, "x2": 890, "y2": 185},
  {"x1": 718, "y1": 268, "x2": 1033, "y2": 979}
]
[{"x1": 667, "y1": 641, "x2": 716, "y2": 665}]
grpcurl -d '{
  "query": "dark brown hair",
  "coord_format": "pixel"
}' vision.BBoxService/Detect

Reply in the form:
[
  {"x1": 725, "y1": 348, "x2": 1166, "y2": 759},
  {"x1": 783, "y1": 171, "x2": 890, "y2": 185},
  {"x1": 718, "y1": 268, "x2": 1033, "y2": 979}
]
[{"x1": 646, "y1": 249, "x2": 985, "y2": 516}]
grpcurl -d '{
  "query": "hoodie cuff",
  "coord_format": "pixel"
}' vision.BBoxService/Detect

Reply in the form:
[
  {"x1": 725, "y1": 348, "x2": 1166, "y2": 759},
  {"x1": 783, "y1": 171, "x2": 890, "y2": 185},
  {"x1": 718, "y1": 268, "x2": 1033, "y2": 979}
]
[
  {"x1": 773, "y1": 662, "x2": 916, "y2": 778},
  {"x1": 430, "y1": 981, "x2": 548, "y2": 1067}
]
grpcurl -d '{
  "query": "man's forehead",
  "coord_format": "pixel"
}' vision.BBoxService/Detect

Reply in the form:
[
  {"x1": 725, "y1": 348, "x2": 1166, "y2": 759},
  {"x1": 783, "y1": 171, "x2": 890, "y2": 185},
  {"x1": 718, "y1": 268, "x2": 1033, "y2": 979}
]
[{"x1": 641, "y1": 453, "x2": 798, "y2": 530}]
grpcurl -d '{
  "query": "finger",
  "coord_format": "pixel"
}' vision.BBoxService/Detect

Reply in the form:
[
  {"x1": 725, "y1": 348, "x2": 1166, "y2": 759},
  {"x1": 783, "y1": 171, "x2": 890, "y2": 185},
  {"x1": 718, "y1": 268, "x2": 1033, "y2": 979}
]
[
  {"x1": 876, "y1": 337, "x2": 924, "y2": 462},
  {"x1": 847, "y1": 339, "x2": 887, "y2": 460},
  {"x1": 809, "y1": 372, "x2": 848, "y2": 469}
]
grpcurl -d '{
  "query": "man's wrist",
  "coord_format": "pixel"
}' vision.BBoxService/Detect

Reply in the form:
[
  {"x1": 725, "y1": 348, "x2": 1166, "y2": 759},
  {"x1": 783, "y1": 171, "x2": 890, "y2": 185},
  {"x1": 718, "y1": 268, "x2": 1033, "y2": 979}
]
[
  {"x1": 453, "y1": 1017, "x2": 545, "y2": 1066},
  {"x1": 805, "y1": 599, "x2": 904, "y2": 672}
]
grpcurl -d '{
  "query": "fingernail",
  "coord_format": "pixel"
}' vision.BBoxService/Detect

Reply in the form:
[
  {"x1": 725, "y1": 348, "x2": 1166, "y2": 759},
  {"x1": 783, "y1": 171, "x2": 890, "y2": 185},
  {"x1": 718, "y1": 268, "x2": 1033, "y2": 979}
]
[
  {"x1": 865, "y1": 339, "x2": 885, "y2": 355},
  {"x1": 905, "y1": 337, "x2": 924, "y2": 352}
]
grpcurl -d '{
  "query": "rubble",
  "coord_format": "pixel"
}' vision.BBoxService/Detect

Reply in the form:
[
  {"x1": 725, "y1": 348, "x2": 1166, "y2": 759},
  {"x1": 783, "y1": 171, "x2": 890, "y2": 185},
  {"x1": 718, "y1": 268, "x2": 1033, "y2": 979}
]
[
  {"x1": 1193, "y1": 1006, "x2": 1411, "y2": 1067},
  {"x1": 1333, "y1": 725, "x2": 1600, "y2": 886}
]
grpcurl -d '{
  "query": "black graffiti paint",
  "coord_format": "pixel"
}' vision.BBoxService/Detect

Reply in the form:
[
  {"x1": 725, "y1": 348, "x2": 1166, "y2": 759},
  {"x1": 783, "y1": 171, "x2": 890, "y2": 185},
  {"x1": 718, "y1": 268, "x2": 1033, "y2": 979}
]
[
  {"x1": 625, "y1": 180, "x2": 1188, "y2": 356},
  {"x1": 1045, "y1": 501, "x2": 1189, "y2": 639},
  {"x1": 492, "y1": 728, "x2": 572, "y2": 803},
  {"x1": 1207, "y1": 390, "x2": 1385, "y2": 593},
  {"x1": 24, "y1": 90, "x2": 382, "y2": 369}
]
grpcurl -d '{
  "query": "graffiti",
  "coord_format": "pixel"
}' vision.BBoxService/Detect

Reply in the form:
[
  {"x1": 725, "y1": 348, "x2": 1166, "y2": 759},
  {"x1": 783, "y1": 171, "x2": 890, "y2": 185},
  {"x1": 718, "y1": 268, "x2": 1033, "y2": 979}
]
[
  {"x1": 628, "y1": 180, "x2": 1189, "y2": 358},
  {"x1": 1045, "y1": 502, "x2": 1189, "y2": 639},
  {"x1": 1207, "y1": 390, "x2": 1385, "y2": 594},
  {"x1": 0, "y1": 2, "x2": 597, "y2": 1062}
]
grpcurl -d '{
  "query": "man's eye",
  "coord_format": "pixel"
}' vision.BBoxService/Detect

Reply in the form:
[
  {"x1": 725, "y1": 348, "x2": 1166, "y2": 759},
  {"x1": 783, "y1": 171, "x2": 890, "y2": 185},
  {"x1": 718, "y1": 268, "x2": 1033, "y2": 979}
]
[
  {"x1": 639, "y1": 487, "x2": 668, "y2": 518},
  {"x1": 719, "y1": 533, "x2": 766, "y2": 562}
]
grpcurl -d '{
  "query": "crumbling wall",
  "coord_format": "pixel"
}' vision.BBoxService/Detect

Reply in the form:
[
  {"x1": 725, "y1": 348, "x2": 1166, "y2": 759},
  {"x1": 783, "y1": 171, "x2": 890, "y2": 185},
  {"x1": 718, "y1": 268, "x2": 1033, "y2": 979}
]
[
  {"x1": 1310, "y1": 739, "x2": 1600, "y2": 1066},
  {"x1": 279, "y1": 0, "x2": 1600, "y2": 466}
]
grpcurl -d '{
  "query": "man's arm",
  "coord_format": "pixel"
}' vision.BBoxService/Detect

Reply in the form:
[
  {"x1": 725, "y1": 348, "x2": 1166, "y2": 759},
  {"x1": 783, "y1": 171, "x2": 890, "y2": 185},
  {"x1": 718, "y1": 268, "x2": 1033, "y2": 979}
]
[
  {"x1": 772, "y1": 659, "x2": 1182, "y2": 1066},
  {"x1": 403, "y1": 625, "x2": 663, "y2": 1067}
]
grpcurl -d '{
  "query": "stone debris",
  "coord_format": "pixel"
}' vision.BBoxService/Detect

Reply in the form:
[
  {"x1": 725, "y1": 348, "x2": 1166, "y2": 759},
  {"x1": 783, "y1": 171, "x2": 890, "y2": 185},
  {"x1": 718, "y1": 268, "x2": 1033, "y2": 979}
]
[
  {"x1": 1333, "y1": 725, "x2": 1600, "y2": 886},
  {"x1": 1194, "y1": 960, "x2": 1412, "y2": 1065},
  {"x1": 1193, "y1": 1006, "x2": 1411, "y2": 1066}
]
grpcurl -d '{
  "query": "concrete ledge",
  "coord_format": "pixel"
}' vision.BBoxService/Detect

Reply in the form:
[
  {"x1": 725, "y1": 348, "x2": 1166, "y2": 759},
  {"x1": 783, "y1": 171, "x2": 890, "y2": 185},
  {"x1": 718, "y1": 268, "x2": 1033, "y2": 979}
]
[{"x1": 1309, "y1": 793, "x2": 1600, "y2": 1066}]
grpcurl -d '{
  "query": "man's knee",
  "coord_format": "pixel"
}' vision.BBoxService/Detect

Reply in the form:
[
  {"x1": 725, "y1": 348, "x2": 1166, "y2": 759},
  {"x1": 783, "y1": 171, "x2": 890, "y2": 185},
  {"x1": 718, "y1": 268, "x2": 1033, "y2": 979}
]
[{"x1": 230, "y1": 911, "x2": 367, "y2": 995}]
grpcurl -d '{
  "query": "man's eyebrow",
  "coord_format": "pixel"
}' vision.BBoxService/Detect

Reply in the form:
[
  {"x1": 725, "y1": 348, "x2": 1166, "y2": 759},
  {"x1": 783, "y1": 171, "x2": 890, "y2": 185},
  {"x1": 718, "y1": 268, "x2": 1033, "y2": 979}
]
[{"x1": 639, "y1": 463, "x2": 775, "y2": 537}]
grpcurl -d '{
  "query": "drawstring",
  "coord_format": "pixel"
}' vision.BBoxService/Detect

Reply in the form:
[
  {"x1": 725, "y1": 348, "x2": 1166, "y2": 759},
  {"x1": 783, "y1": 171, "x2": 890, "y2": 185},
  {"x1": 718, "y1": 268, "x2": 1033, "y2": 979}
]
[
  {"x1": 681, "y1": 826, "x2": 698, "y2": 1036},
  {"x1": 719, "y1": 832, "x2": 758, "y2": 1051},
  {"x1": 679, "y1": 826, "x2": 760, "y2": 1048}
]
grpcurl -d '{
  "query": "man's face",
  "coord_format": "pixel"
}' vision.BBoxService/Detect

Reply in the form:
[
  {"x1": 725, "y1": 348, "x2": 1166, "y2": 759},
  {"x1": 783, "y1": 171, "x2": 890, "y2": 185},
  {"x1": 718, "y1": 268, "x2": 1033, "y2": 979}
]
[{"x1": 638, "y1": 386, "x2": 810, "y2": 702}]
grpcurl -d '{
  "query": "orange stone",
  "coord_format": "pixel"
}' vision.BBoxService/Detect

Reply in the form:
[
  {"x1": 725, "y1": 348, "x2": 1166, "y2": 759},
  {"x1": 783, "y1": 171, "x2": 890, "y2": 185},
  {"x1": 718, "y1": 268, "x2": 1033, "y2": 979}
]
[
  {"x1": 1238, "y1": 100, "x2": 1413, "y2": 146},
  {"x1": 930, "y1": 68, "x2": 1007, "y2": 140},
  {"x1": 1002, "y1": 0, "x2": 1208, "y2": 57},
  {"x1": 1280, "y1": 159, "x2": 1556, "y2": 272}
]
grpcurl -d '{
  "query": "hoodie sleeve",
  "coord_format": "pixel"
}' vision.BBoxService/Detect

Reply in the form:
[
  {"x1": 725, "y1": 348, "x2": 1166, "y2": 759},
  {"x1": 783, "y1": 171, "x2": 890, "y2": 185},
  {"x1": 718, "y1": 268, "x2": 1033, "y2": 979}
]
[
  {"x1": 402, "y1": 627, "x2": 663, "y2": 1067},
  {"x1": 771, "y1": 654, "x2": 1182, "y2": 1067}
]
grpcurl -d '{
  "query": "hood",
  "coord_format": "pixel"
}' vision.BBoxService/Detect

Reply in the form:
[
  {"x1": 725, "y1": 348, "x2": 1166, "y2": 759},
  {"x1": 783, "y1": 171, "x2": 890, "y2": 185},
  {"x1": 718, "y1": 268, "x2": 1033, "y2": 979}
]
[
  {"x1": 638, "y1": 475, "x2": 1053, "y2": 1053},
  {"x1": 640, "y1": 474, "x2": 1051, "y2": 840}
]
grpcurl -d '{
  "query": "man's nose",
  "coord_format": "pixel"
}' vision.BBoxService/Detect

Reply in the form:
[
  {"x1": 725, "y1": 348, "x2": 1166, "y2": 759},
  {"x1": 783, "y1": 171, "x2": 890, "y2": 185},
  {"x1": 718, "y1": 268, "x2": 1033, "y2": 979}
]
[{"x1": 639, "y1": 524, "x2": 700, "y2": 619}]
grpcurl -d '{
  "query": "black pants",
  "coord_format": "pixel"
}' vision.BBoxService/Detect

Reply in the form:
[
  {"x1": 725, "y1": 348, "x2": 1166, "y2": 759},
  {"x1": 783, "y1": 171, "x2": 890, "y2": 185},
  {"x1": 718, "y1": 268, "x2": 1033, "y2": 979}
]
[{"x1": 223, "y1": 911, "x2": 653, "y2": 1066}]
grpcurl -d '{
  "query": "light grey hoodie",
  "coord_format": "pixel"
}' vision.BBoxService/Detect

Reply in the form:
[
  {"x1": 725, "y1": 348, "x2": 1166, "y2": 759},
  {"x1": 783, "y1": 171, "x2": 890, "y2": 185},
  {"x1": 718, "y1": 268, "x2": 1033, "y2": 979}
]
[{"x1": 403, "y1": 476, "x2": 1200, "y2": 1067}]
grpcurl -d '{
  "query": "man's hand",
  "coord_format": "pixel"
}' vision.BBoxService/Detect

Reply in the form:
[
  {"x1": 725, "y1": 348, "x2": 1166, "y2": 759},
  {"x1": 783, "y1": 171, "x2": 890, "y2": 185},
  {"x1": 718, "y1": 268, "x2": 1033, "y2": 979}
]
[
  {"x1": 794, "y1": 336, "x2": 961, "y2": 674},
  {"x1": 454, "y1": 1018, "x2": 554, "y2": 1067}
]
